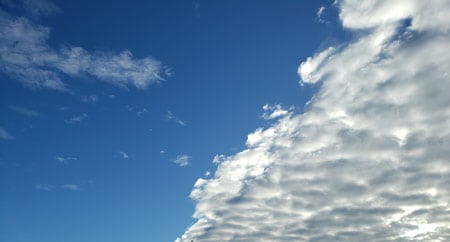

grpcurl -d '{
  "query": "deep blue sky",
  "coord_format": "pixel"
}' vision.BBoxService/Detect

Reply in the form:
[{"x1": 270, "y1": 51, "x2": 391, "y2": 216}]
[{"x1": 0, "y1": 1, "x2": 340, "y2": 241}]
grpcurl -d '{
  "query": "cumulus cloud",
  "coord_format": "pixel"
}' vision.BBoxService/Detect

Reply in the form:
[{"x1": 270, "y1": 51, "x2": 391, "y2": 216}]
[
  {"x1": 177, "y1": 1, "x2": 450, "y2": 241},
  {"x1": 174, "y1": 154, "x2": 191, "y2": 167},
  {"x1": 0, "y1": 5, "x2": 169, "y2": 91}
]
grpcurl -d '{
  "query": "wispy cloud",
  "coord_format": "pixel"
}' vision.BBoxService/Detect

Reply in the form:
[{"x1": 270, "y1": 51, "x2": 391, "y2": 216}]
[
  {"x1": 65, "y1": 113, "x2": 88, "y2": 124},
  {"x1": 177, "y1": 1, "x2": 450, "y2": 241},
  {"x1": 118, "y1": 151, "x2": 129, "y2": 159},
  {"x1": 173, "y1": 154, "x2": 191, "y2": 167},
  {"x1": 316, "y1": 5, "x2": 326, "y2": 23},
  {"x1": 166, "y1": 111, "x2": 186, "y2": 126},
  {"x1": 22, "y1": 0, "x2": 62, "y2": 19},
  {"x1": 55, "y1": 156, "x2": 77, "y2": 164},
  {"x1": 61, "y1": 184, "x2": 80, "y2": 191},
  {"x1": 81, "y1": 95, "x2": 98, "y2": 104},
  {"x1": 0, "y1": 127, "x2": 14, "y2": 140},
  {"x1": 137, "y1": 108, "x2": 148, "y2": 117},
  {"x1": 9, "y1": 105, "x2": 39, "y2": 117},
  {"x1": 35, "y1": 183, "x2": 54, "y2": 191},
  {"x1": 0, "y1": 4, "x2": 170, "y2": 91}
]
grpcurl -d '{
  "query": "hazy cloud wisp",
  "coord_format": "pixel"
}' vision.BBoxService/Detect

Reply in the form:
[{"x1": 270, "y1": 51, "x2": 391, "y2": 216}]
[{"x1": 0, "y1": 4, "x2": 169, "y2": 91}]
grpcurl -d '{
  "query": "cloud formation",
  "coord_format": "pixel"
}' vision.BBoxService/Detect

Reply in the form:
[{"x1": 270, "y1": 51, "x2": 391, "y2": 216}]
[
  {"x1": 0, "y1": 4, "x2": 169, "y2": 91},
  {"x1": 35, "y1": 183, "x2": 54, "y2": 191},
  {"x1": 0, "y1": 127, "x2": 14, "y2": 140},
  {"x1": 9, "y1": 105, "x2": 39, "y2": 116},
  {"x1": 174, "y1": 154, "x2": 191, "y2": 167},
  {"x1": 166, "y1": 111, "x2": 187, "y2": 126},
  {"x1": 119, "y1": 151, "x2": 129, "y2": 159},
  {"x1": 55, "y1": 156, "x2": 77, "y2": 164},
  {"x1": 65, "y1": 113, "x2": 88, "y2": 124},
  {"x1": 177, "y1": 1, "x2": 450, "y2": 241},
  {"x1": 61, "y1": 184, "x2": 80, "y2": 191}
]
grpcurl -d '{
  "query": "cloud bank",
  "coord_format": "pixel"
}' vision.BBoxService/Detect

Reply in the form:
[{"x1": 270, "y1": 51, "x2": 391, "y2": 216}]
[
  {"x1": 0, "y1": 4, "x2": 169, "y2": 91},
  {"x1": 177, "y1": 0, "x2": 450, "y2": 241}
]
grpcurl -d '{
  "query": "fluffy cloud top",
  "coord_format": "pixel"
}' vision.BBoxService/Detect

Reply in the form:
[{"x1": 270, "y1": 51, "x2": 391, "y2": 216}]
[
  {"x1": 0, "y1": 7, "x2": 169, "y2": 91},
  {"x1": 177, "y1": 1, "x2": 450, "y2": 241}
]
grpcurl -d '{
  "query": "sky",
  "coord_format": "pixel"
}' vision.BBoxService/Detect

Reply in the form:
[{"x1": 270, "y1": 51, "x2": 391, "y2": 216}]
[{"x1": 1, "y1": 0, "x2": 449, "y2": 242}]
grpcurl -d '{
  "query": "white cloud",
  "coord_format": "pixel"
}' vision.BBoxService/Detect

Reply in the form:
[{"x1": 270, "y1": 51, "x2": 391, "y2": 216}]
[
  {"x1": 0, "y1": 127, "x2": 14, "y2": 140},
  {"x1": 166, "y1": 111, "x2": 187, "y2": 126},
  {"x1": 119, "y1": 151, "x2": 129, "y2": 159},
  {"x1": 317, "y1": 5, "x2": 325, "y2": 18},
  {"x1": 174, "y1": 154, "x2": 191, "y2": 167},
  {"x1": 177, "y1": 1, "x2": 450, "y2": 241},
  {"x1": 35, "y1": 183, "x2": 54, "y2": 191},
  {"x1": 65, "y1": 113, "x2": 88, "y2": 124},
  {"x1": 212, "y1": 154, "x2": 226, "y2": 164},
  {"x1": 9, "y1": 105, "x2": 40, "y2": 117},
  {"x1": 261, "y1": 104, "x2": 291, "y2": 120},
  {"x1": 0, "y1": 7, "x2": 169, "y2": 91},
  {"x1": 316, "y1": 5, "x2": 326, "y2": 23},
  {"x1": 55, "y1": 156, "x2": 77, "y2": 164},
  {"x1": 61, "y1": 184, "x2": 80, "y2": 191}
]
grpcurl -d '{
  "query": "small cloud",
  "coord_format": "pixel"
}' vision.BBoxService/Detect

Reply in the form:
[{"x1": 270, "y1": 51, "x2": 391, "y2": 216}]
[
  {"x1": 61, "y1": 184, "x2": 80, "y2": 191},
  {"x1": 261, "y1": 104, "x2": 292, "y2": 120},
  {"x1": 204, "y1": 171, "x2": 211, "y2": 177},
  {"x1": 160, "y1": 150, "x2": 166, "y2": 155},
  {"x1": 118, "y1": 151, "x2": 129, "y2": 159},
  {"x1": 108, "y1": 94, "x2": 116, "y2": 99},
  {"x1": 9, "y1": 105, "x2": 40, "y2": 117},
  {"x1": 55, "y1": 156, "x2": 77, "y2": 164},
  {"x1": 58, "y1": 106, "x2": 69, "y2": 111},
  {"x1": 316, "y1": 5, "x2": 328, "y2": 24},
  {"x1": 137, "y1": 108, "x2": 148, "y2": 117},
  {"x1": 173, "y1": 154, "x2": 191, "y2": 167},
  {"x1": 35, "y1": 183, "x2": 54, "y2": 191},
  {"x1": 65, "y1": 113, "x2": 88, "y2": 124},
  {"x1": 212, "y1": 154, "x2": 226, "y2": 164},
  {"x1": 81, "y1": 95, "x2": 98, "y2": 104},
  {"x1": 166, "y1": 111, "x2": 187, "y2": 126},
  {"x1": 0, "y1": 127, "x2": 14, "y2": 140},
  {"x1": 317, "y1": 5, "x2": 325, "y2": 18}
]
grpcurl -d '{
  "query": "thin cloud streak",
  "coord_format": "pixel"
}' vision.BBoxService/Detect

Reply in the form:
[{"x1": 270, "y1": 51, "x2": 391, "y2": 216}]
[{"x1": 9, "y1": 105, "x2": 40, "y2": 117}]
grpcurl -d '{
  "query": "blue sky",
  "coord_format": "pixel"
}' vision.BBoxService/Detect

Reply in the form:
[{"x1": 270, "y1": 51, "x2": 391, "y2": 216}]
[
  {"x1": 0, "y1": 1, "x2": 335, "y2": 241},
  {"x1": 3, "y1": 1, "x2": 450, "y2": 242}
]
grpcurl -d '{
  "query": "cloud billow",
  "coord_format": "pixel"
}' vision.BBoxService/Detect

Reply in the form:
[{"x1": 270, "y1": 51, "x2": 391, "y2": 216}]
[{"x1": 177, "y1": 0, "x2": 450, "y2": 241}]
